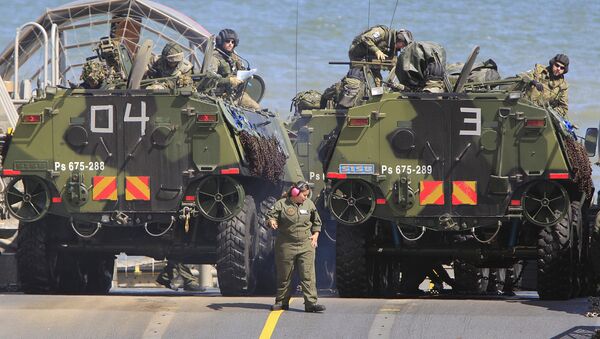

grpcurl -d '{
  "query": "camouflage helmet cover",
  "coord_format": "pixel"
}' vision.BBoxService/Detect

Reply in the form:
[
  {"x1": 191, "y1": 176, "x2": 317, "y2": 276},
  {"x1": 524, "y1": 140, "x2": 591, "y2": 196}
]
[
  {"x1": 81, "y1": 60, "x2": 107, "y2": 86},
  {"x1": 162, "y1": 42, "x2": 184, "y2": 63}
]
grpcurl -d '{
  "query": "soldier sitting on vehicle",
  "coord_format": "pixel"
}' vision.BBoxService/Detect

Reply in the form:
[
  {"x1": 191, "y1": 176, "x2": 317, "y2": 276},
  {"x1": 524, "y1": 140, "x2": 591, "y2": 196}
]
[
  {"x1": 520, "y1": 53, "x2": 570, "y2": 118},
  {"x1": 208, "y1": 28, "x2": 260, "y2": 110},
  {"x1": 395, "y1": 40, "x2": 448, "y2": 93},
  {"x1": 79, "y1": 37, "x2": 125, "y2": 89},
  {"x1": 146, "y1": 42, "x2": 194, "y2": 90}
]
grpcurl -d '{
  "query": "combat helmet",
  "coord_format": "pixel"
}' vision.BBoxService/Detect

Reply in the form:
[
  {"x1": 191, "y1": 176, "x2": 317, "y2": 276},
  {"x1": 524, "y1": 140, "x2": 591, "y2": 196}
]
[
  {"x1": 549, "y1": 53, "x2": 569, "y2": 74},
  {"x1": 216, "y1": 28, "x2": 239, "y2": 48},
  {"x1": 396, "y1": 29, "x2": 413, "y2": 45},
  {"x1": 162, "y1": 42, "x2": 184, "y2": 63}
]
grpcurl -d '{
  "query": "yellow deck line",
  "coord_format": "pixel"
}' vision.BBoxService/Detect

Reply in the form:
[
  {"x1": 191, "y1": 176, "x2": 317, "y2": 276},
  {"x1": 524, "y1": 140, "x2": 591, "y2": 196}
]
[{"x1": 259, "y1": 298, "x2": 294, "y2": 339}]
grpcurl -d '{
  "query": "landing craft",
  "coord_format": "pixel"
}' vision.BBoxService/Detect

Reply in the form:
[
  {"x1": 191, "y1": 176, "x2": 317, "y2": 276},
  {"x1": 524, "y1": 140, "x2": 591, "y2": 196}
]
[
  {"x1": 0, "y1": 0, "x2": 304, "y2": 295},
  {"x1": 290, "y1": 47, "x2": 600, "y2": 299}
]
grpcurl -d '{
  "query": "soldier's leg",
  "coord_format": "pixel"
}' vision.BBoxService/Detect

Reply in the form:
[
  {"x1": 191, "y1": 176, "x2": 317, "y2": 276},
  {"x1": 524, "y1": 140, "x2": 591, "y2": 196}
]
[
  {"x1": 372, "y1": 69, "x2": 382, "y2": 87},
  {"x1": 156, "y1": 260, "x2": 178, "y2": 290},
  {"x1": 275, "y1": 246, "x2": 296, "y2": 304},
  {"x1": 296, "y1": 245, "x2": 318, "y2": 306},
  {"x1": 175, "y1": 263, "x2": 197, "y2": 286}
]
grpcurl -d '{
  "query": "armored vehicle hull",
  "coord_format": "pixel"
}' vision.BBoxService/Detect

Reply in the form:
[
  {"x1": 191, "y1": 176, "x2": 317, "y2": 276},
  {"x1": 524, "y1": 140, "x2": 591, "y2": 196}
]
[
  {"x1": 291, "y1": 76, "x2": 600, "y2": 299},
  {"x1": 0, "y1": 0, "x2": 303, "y2": 295}
]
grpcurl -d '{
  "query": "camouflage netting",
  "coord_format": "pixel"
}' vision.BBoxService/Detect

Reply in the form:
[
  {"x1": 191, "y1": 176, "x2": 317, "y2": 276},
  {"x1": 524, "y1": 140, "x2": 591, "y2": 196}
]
[
  {"x1": 239, "y1": 131, "x2": 286, "y2": 183},
  {"x1": 564, "y1": 136, "x2": 594, "y2": 197}
]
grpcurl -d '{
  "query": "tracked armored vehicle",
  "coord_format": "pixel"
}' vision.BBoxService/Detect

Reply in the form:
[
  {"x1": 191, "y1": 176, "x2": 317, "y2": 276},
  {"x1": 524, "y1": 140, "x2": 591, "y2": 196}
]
[
  {"x1": 290, "y1": 47, "x2": 600, "y2": 299},
  {"x1": 0, "y1": 0, "x2": 302, "y2": 295}
]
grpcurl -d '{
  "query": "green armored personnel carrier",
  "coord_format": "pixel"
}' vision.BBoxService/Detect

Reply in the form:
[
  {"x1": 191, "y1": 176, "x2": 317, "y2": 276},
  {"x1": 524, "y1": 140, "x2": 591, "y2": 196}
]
[
  {"x1": 0, "y1": 0, "x2": 302, "y2": 295},
  {"x1": 290, "y1": 46, "x2": 600, "y2": 299}
]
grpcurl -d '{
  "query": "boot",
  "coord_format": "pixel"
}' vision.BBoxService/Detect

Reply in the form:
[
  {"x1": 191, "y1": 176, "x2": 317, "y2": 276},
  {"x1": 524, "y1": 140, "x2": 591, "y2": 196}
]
[
  {"x1": 305, "y1": 303, "x2": 326, "y2": 313},
  {"x1": 183, "y1": 282, "x2": 206, "y2": 292},
  {"x1": 156, "y1": 274, "x2": 178, "y2": 291}
]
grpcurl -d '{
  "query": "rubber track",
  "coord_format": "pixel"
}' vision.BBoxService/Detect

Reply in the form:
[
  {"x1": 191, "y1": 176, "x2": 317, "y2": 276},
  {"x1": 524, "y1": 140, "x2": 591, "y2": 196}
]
[{"x1": 537, "y1": 202, "x2": 575, "y2": 300}]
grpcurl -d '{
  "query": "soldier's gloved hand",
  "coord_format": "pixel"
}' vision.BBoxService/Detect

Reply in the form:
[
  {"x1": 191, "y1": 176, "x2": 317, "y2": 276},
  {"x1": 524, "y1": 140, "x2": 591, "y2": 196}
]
[
  {"x1": 375, "y1": 50, "x2": 387, "y2": 61},
  {"x1": 530, "y1": 80, "x2": 544, "y2": 92},
  {"x1": 229, "y1": 76, "x2": 243, "y2": 88},
  {"x1": 268, "y1": 219, "x2": 278, "y2": 230}
]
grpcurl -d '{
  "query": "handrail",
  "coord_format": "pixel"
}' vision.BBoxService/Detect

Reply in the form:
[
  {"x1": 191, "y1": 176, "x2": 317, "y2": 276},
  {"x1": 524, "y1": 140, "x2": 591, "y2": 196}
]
[{"x1": 14, "y1": 22, "x2": 48, "y2": 99}]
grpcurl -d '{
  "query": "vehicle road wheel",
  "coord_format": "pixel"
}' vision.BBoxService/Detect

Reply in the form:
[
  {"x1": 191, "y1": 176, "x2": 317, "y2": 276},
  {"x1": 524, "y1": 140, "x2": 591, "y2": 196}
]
[
  {"x1": 16, "y1": 218, "x2": 55, "y2": 293},
  {"x1": 83, "y1": 255, "x2": 115, "y2": 294},
  {"x1": 336, "y1": 223, "x2": 370, "y2": 297},
  {"x1": 452, "y1": 261, "x2": 487, "y2": 294},
  {"x1": 537, "y1": 201, "x2": 576, "y2": 300},
  {"x1": 216, "y1": 194, "x2": 259, "y2": 296},
  {"x1": 588, "y1": 211, "x2": 600, "y2": 296},
  {"x1": 251, "y1": 194, "x2": 277, "y2": 295}
]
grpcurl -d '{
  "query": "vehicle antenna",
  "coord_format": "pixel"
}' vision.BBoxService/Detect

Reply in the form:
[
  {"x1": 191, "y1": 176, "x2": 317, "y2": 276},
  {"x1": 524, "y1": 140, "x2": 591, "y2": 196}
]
[
  {"x1": 390, "y1": 0, "x2": 400, "y2": 27},
  {"x1": 367, "y1": 0, "x2": 371, "y2": 28},
  {"x1": 295, "y1": 0, "x2": 299, "y2": 97}
]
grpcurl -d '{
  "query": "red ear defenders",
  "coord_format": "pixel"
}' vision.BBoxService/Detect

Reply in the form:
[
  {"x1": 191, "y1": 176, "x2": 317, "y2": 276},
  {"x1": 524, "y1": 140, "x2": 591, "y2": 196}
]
[{"x1": 291, "y1": 181, "x2": 308, "y2": 197}]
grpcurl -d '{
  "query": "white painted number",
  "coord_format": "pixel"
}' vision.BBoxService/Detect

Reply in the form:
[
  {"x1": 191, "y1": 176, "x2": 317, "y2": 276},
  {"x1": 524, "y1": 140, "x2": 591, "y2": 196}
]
[
  {"x1": 124, "y1": 101, "x2": 149, "y2": 136},
  {"x1": 90, "y1": 105, "x2": 114, "y2": 133},
  {"x1": 459, "y1": 107, "x2": 481, "y2": 136},
  {"x1": 89, "y1": 101, "x2": 149, "y2": 135}
]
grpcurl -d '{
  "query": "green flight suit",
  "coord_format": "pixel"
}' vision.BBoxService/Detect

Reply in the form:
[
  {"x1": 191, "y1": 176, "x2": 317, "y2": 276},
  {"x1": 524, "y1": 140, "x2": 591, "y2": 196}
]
[
  {"x1": 267, "y1": 197, "x2": 322, "y2": 306},
  {"x1": 209, "y1": 49, "x2": 260, "y2": 110},
  {"x1": 348, "y1": 25, "x2": 396, "y2": 86},
  {"x1": 522, "y1": 64, "x2": 569, "y2": 118}
]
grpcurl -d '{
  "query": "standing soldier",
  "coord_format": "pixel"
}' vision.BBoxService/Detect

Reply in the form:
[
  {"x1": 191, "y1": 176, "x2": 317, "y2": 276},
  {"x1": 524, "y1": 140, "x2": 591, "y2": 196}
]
[
  {"x1": 146, "y1": 42, "x2": 194, "y2": 89},
  {"x1": 267, "y1": 181, "x2": 326, "y2": 313},
  {"x1": 521, "y1": 53, "x2": 570, "y2": 118},
  {"x1": 209, "y1": 28, "x2": 260, "y2": 110},
  {"x1": 348, "y1": 25, "x2": 413, "y2": 86}
]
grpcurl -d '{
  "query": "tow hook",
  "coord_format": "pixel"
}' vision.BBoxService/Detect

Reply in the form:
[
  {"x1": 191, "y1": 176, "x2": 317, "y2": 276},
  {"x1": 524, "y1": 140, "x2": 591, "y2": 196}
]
[
  {"x1": 439, "y1": 213, "x2": 458, "y2": 230},
  {"x1": 179, "y1": 206, "x2": 198, "y2": 233},
  {"x1": 113, "y1": 211, "x2": 130, "y2": 225}
]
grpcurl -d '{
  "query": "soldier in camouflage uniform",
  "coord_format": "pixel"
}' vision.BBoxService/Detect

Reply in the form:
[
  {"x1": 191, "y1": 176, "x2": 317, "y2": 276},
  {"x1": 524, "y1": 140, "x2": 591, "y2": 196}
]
[
  {"x1": 209, "y1": 28, "x2": 260, "y2": 110},
  {"x1": 146, "y1": 42, "x2": 194, "y2": 90},
  {"x1": 80, "y1": 59, "x2": 114, "y2": 89},
  {"x1": 348, "y1": 25, "x2": 413, "y2": 86},
  {"x1": 521, "y1": 53, "x2": 569, "y2": 118},
  {"x1": 268, "y1": 181, "x2": 325, "y2": 313}
]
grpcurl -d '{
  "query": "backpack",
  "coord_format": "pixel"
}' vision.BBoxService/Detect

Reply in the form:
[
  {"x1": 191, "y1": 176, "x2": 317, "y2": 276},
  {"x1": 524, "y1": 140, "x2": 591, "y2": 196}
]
[
  {"x1": 337, "y1": 76, "x2": 365, "y2": 109},
  {"x1": 291, "y1": 90, "x2": 322, "y2": 114}
]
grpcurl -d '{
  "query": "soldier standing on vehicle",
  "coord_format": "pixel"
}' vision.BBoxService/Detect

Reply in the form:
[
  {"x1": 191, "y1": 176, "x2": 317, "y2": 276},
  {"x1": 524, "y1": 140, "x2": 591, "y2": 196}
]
[
  {"x1": 146, "y1": 42, "x2": 194, "y2": 89},
  {"x1": 521, "y1": 53, "x2": 570, "y2": 118},
  {"x1": 209, "y1": 28, "x2": 260, "y2": 110},
  {"x1": 267, "y1": 181, "x2": 326, "y2": 313},
  {"x1": 348, "y1": 25, "x2": 413, "y2": 86}
]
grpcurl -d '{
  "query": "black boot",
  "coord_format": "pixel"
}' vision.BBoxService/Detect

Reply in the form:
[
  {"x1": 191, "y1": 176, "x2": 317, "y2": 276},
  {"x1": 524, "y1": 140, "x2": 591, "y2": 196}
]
[{"x1": 305, "y1": 304, "x2": 326, "y2": 313}]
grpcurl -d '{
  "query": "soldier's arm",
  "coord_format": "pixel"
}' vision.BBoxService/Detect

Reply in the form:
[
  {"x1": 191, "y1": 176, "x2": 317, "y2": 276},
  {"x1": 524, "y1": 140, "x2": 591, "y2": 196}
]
[
  {"x1": 208, "y1": 57, "x2": 233, "y2": 87},
  {"x1": 555, "y1": 86, "x2": 569, "y2": 117},
  {"x1": 359, "y1": 27, "x2": 384, "y2": 55},
  {"x1": 309, "y1": 201, "x2": 322, "y2": 233},
  {"x1": 266, "y1": 200, "x2": 282, "y2": 223}
]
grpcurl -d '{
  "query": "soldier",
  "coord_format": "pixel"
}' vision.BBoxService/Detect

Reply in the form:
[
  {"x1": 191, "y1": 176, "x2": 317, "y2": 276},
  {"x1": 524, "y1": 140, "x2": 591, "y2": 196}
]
[
  {"x1": 267, "y1": 181, "x2": 325, "y2": 313},
  {"x1": 348, "y1": 25, "x2": 413, "y2": 86},
  {"x1": 156, "y1": 260, "x2": 204, "y2": 292},
  {"x1": 521, "y1": 53, "x2": 570, "y2": 118},
  {"x1": 80, "y1": 59, "x2": 111, "y2": 89},
  {"x1": 395, "y1": 40, "x2": 447, "y2": 93},
  {"x1": 209, "y1": 28, "x2": 260, "y2": 110},
  {"x1": 146, "y1": 42, "x2": 194, "y2": 89}
]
